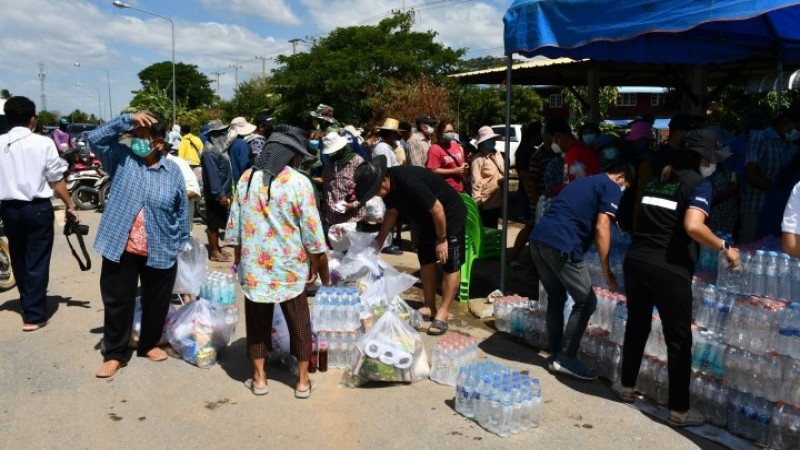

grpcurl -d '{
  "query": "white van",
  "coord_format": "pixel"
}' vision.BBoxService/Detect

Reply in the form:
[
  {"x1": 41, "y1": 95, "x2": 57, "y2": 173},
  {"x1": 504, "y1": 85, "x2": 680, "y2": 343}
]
[{"x1": 490, "y1": 124, "x2": 522, "y2": 167}]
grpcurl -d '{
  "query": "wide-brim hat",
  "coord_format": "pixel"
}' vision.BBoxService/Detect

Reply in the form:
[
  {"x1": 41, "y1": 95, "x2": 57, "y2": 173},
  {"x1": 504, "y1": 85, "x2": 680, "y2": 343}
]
[
  {"x1": 230, "y1": 116, "x2": 257, "y2": 136},
  {"x1": 267, "y1": 124, "x2": 315, "y2": 160},
  {"x1": 321, "y1": 131, "x2": 349, "y2": 155},
  {"x1": 204, "y1": 119, "x2": 229, "y2": 134},
  {"x1": 343, "y1": 124, "x2": 361, "y2": 138},
  {"x1": 476, "y1": 125, "x2": 501, "y2": 145},
  {"x1": 310, "y1": 103, "x2": 337, "y2": 123},
  {"x1": 354, "y1": 155, "x2": 387, "y2": 204},
  {"x1": 378, "y1": 118, "x2": 400, "y2": 132},
  {"x1": 679, "y1": 127, "x2": 732, "y2": 163}
]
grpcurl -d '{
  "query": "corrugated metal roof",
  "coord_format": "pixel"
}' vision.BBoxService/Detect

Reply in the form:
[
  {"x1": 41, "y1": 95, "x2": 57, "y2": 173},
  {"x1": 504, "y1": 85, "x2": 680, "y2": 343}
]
[{"x1": 449, "y1": 57, "x2": 579, "y2": 78}]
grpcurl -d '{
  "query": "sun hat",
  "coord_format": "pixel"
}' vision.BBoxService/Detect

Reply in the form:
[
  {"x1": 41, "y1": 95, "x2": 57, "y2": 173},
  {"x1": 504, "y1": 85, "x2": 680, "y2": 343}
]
[
  {"x1": 230, "y1": 117, "x2": 256, "y2": 136},
  {"x1": 378, "y1": 118, "x2": 401, "y2": 132},
  {"x1": 354, "y1": 155, "x2": 388, "y2": 203},
  {"x1": 476, "y1": 125, "x2": 501, "y2": 145},
  {"x1": 204, "y1": 119, "x2": 229, "y2": 134},
  {"x1": 679, "y1": 127, "x2": 732, "y2": 163},
  {"x1": 343, "y1": 124, "x2": 361, "y2": 138},
  {"x1": 626, "y1": 121, "x2": 654, "y2": 141},
  {"x1": 321, "y1": 131, "x2": 349, "y2": 155},
  {"x1": 309, "y1": 104, "x2": 337, "y2": 123}
]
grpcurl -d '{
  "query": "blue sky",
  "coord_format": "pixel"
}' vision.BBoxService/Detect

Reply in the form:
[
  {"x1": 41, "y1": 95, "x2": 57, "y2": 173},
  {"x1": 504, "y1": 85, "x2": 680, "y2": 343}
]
[{"x1": 0, "y1": 0, "x2": 511, "y2": 121}]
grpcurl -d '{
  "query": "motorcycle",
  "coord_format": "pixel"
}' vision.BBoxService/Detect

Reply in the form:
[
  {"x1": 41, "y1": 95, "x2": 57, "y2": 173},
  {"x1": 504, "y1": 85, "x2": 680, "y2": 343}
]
[
  {"x1": 62, "y1": 145, "x2": 108, "y2": 210},
  {"x1": 0, "y1": 212, "x2": 15, "y2": 291}
]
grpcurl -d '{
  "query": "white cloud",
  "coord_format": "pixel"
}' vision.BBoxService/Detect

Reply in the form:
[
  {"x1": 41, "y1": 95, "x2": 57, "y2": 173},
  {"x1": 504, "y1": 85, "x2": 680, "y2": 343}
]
[{"x1": 198, "y1": 0, "x2": 301, "y2": 26}]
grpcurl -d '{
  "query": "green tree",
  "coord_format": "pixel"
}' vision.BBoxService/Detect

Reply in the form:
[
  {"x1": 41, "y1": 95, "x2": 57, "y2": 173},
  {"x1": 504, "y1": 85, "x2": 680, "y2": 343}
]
[
  {"x1": 458, "y1": 56, "x2": 507, "y2": 72},
  {"x1": 270, "y1": 10, "x2": 464, "y2": 125},
  {"x1": 560, "y1": 86, "x2": 619, "y2": 129},
  {"x1": 456, "y1": 85, "x2": 544, "y2": 135},
  {"x1": 0, "y1": 89, "x2": 11, "y2": 99},
  {"x1": 138, "y1": 61, "x2": 215, "y2": 109},
  {"x1": 221, "y1": 76, "x2": 281, "y2": 121},
  {"x1": 37, "y1": 110, "x2": 59, "y2": 126},
  {"x1": 68, "y1": 109, "x2": 91, "y2": 123}
]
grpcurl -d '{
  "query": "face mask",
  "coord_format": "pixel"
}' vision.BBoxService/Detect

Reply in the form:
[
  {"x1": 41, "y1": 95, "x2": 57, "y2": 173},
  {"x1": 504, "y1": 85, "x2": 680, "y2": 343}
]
[
  {"x1": 786, "y1": 128, "x2": 800, "y2": 142},
  {"x1": 551, "y1": 142, "x2": 562, "y2": 154},
  {"x1": 483, "y1": 140, "x2": 497, "y2": 151},
  {"x1": 442, "y1": 132, "x2": 456, "y2": 143},
  {"x1": 620, "y1": 185, "x2": 626, "y2": 193},
  {"x1": 425, "y1": 125, "x2": 434, "y2": 135},
  {"x1": 131, "y1": 138, "x2": 154, "y2": 157},
  {"x1": 601, "y1": 147, "x2": 619, "y2": 160},
  {"x1": 308, "y1": 139, "x2": 319, "y2": 150},
  {"x1": 700, "y1": 163, "x2": 717, "y2": 178},
  {"x1": 582, "y1": 133, "x2": 597, "y2": 145}
]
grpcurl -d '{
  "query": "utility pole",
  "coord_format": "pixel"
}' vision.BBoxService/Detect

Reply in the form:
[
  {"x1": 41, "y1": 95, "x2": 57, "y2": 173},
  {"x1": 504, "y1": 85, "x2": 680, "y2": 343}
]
[
  {"x1": 210, "y1": 70, "x2": 225, "y2": 100},
  {"x1": 37, "y1": 62, "x2": 47, "y2": 111},
  {"x1": 254, "y1": 56, "x2": 272, "y2": 78},
  {"x1": 228, "y1": 62, "x2": 243, "y2": 86},
  {"x1": 289, "y1": 38, "x2": 303, "y2": 55}
]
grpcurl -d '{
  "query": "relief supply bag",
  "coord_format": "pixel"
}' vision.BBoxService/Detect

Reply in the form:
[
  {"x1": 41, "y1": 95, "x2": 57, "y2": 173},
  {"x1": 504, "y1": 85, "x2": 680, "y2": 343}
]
[
  {"x1": 172, "y1": 237, "x2": 208, "y2": 297},
  {"x1": 165, "y1": 298, "x2": 230, "y2": 368}
]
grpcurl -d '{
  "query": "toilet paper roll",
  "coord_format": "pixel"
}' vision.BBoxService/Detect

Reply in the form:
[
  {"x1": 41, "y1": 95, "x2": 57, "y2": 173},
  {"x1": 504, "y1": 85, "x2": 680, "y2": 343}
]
[
  {"x1": 393, "y1": 351, "x2": 413, "y2": 369},
  {"x1": 364, "y1": 340, "x2": 382, "y2": 358},
  {"x1": 379, "y1": 349, "x2": 396, "y2": 365}
]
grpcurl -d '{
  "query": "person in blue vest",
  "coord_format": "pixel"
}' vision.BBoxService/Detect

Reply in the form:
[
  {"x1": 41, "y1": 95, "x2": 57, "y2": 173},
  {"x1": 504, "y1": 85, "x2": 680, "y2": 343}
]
[{"x1": 530, "y1": 161, "x2": 633, "y2": 380}]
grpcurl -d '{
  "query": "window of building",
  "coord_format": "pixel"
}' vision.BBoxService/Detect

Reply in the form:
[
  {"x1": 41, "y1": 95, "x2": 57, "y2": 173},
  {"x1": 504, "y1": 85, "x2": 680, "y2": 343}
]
[
  {"x1": 616, "y1": 93, "x2": 637, "y2": 107},
  {"x1": 549, "y1": 94, "x2": 563, "y2": 108},
  {"x1": 651, "y1": 93, "x2": 665, "y2": 106}
]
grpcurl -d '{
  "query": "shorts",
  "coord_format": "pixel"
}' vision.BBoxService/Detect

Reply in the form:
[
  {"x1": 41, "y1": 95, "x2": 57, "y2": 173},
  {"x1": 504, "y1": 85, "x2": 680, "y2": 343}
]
[
  {"x1": 205, "y1": 198, "x2": 229, "y2": 229},
  {"x1": 417, "y1": 230, "x2": 465, "y2": 273}
]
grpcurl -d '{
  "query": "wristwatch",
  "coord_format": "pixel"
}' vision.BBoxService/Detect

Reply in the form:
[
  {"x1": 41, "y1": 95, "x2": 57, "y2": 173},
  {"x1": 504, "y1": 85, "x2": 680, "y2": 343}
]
[{"x1": 720, "y1": 240, "x2": 731, "y2": 252}]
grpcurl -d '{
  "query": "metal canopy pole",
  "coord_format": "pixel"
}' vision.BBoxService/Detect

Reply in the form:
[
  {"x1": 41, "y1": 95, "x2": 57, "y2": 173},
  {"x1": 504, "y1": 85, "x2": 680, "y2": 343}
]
[{"x1": 500, "y1": 54, "x2": 513, "y2": 294}]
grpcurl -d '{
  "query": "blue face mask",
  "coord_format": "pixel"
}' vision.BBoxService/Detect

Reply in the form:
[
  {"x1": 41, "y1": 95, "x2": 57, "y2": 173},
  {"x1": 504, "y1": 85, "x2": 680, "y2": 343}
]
[
  {"x1": 602, "y1": 147, "x2": 620, "y2": 161},
  {"x1": 582, "y1": 133, "x2": 597, "y2": 145},
  {"x1": 483, "y1": 140, "x2": 497, "y2": 151},
  {"x1": 442, "y1": 132, "x2": 456, "y2": 143},
  {"x1": 308, "y1": 139, "x2": 320, "y2": 150},
  {"x1": 131, "y1": 138, "x2": 154, "y2": 157}
]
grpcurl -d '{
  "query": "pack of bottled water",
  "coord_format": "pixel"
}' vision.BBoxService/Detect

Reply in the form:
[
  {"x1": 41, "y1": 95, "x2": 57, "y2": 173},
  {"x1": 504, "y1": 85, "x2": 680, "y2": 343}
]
[
  {"x1": 312, "y1": 287, "x2": 365, "y2": 369},
  {"x1": 454, "y1": 360, "x2": 541, "y2": 438},
  {"x1": 508, "y1": 307, "x2": 548, "y2": 349},
  {"x1": 769, "y1": 402, "x2": 800, "y2": 450},
  {"x1": 723, "y1": 296, "x2": 786, "y2": 354},
  {"x1": 200, "y1": 271, "x2": 239, "y2": 339},
  {"x1": 689, "y1": 373, "x2": 728, "y2": 427},
  {"x1": 584, "y1": 226, "x2": 630, "y2": 293},
  {"x1": 578, "y1": 328, "x2": 621, "y2": 381},
  {"x1": 691, "y1": 329, "x2": 726, "y2": 378},
  {"x1": 635, "y1": 355, "x2": 670, "y2": 405},
  {"x1": 429, "y1": 334, "x2": 478, "y2": 386},
  {"x1": 492, "y1": 295, "x2": 529, "y2": 333}
]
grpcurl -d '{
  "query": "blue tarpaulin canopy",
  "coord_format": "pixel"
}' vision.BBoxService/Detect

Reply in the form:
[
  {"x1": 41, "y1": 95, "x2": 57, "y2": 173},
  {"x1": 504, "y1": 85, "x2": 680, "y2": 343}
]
[{"x1": 504, "y1": 0, "x2": 800, "y2": 63}]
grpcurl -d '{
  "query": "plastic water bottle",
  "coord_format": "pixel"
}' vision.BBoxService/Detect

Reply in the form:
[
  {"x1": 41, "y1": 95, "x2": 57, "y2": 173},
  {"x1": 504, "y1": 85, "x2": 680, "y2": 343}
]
[
  {"x1": 777, "y1": 253, "x2": 792, "y2": 302},
  {"x1": 610, "y1": 301, "x2": 627, "y2": 345},
  {"x1": 455, "y1": 368, "x2": 468, "y2": 414},
  {"x1": 792, "y1": 258, "x2": 800, "y2": 302},
  {"x1": 766, "y1": 251, "x2": 780, "y2": 299},
  {"x1": 751, "y1": 250, "x2": 766, "y2": 297},
  {"x1": 530, "y1": 378, "x2": 542, "y2": 428},
  {"x1": 695, "y1": 284, "x2": 717, "y2": 329},
  {"x1": 499, "y1": 387, "x2": 513, "y2": 438}
]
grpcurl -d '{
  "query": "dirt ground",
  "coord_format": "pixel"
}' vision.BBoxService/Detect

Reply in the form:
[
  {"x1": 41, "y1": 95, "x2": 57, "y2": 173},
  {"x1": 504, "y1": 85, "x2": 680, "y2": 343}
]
[{"x1": 0, "y1": 203, "x2": 724, "y2": 449}]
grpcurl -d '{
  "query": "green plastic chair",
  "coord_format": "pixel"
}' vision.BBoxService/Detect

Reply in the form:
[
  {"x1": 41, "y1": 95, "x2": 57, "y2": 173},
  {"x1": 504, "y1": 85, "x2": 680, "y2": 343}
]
[{"x1": 459, "y1": 193, "x2": 503, "y2": 302}]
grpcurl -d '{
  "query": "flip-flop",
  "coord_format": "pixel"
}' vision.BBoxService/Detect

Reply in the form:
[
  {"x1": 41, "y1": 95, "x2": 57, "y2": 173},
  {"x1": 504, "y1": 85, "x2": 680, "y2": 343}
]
[
  {"x1": 427, "y1": 319, "x2": 449, "y2": 336},
  {"x1": 294, "y1": 380, "x2": 317, "y2": 399},
  {"x1": 145, "y1": 347, "x2": 168, "y2": 362},
  {"x1": 244, "y1": 379, "x2": 270, "y2": 396}
]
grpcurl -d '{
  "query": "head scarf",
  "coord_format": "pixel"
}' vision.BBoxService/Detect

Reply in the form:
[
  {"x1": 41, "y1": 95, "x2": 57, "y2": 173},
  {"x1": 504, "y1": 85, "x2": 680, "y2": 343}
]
[
  {"x1": 248, "y1": 125, "x2": 310, "y2": 199},
  {"x1": 330, "y1": 143, "x2": 356, "y2": 169}
]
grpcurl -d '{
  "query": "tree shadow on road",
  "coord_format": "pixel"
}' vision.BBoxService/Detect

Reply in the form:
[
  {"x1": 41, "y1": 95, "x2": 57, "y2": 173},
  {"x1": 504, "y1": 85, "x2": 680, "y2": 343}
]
[{"x1": 0, "y1": 294, "x2": 91, "y2": 319}]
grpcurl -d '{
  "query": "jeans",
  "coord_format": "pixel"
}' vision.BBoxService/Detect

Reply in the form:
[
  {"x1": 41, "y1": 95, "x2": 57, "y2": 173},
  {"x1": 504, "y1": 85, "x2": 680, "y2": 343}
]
[
  {"x1": 0, "y1": 198, "x2": 55, "y2": 324},
  {"x1": 530, "y1": 241, "x2": 596, "y2": 359}
]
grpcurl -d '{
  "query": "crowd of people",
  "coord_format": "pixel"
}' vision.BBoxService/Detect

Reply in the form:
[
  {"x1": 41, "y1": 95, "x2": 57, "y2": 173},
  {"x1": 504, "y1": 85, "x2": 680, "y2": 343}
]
[{"x1": 4, "y1": 91, "x2": 800, "y2": 419}]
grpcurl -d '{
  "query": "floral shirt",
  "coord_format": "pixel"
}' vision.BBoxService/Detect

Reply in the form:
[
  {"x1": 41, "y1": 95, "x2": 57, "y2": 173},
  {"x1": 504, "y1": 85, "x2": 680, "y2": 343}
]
[{"x1": 226, "y1": 166, "x2": 327, "y2": 303}]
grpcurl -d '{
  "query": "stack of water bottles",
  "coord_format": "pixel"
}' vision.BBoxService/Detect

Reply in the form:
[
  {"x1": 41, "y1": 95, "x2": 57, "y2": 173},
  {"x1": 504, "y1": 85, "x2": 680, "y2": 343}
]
[
  {"x1": 429, "y1": 335, "x2": 478, "y2": 386},
  {"x1": 454, "y1": 360, "x2": 541, "y2": 438},
  {"x1": 492, "y1": 295, "x2": 530, "y2": 333},
  {"x1": 199, "y1": 271, "x2": 239, "y2": 340},
  {"x1": 584, "y1": 226, "x2": 631, "y2": 293},
  {"x1": 312, "y1": 286, "x2": 364, "y2": 369}
]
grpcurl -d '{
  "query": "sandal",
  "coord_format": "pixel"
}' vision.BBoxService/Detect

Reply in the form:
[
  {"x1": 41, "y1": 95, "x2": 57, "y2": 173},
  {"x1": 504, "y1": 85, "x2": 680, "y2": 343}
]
[
  {"x1": 668, "y1": 409, "x2": 705, "y2": 427},
  {"x1": 210, "y1": 254, "x2": 232, "y2": 262},
  {"x1": 427, "y1": 319, "x2": 449, "y2": 336},
  {"x1": 418, "y1": 307, "x2": 436, "y2": 322},
  {"x1": 611, "y1": 382, "x2": 636, "y2": 403},
  {"x1": 145, "y1": 347, "x2": 168, "y2": 362},
  {"x1": 95, "y1": 360, "x2": 126, "y2": 378},
  {"x1": 244, "y1": 379, "x2": 270, "y2": 396},
  {"x1": 294, "y1": 380, "x2": 317, "y2": 399}
]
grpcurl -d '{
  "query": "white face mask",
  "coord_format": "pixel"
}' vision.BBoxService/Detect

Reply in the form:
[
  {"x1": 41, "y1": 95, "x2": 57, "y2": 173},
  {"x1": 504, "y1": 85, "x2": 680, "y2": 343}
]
[
  {"x1": 700, "y1": 163, "x2": 716, "y2": 178},
  {"x1": 551, "y1": 142, "x2": 562, "y2": 154}
]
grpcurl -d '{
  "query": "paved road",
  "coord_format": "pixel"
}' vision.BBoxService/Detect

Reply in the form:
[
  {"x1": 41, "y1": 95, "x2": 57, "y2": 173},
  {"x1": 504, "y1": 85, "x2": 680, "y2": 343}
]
[{"x1": 0, "y1": 202, "x2": 722, "y2": 449}]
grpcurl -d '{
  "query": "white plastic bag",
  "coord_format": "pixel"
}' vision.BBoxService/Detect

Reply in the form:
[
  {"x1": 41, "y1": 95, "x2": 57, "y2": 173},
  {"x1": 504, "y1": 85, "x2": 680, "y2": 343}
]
[
  {"x1": 327, "y1": 222, "x2": 359, "y2": 252},
  {"x1": 364, "y1": 196, "x2": 386, "y2": 223},
  {"x1": 172, "y1": 237, "x2": 208, "y2": 296},
  {"x1": 131, "y1": 296, "x2": 176, "y2": 345},
  {"x1": 269, "y1": 306, "x2": 291, "y2": 361},
  {"x1": 165, "y1": 298, "x2": 230, "y2": 367},
  {"x1": 341, "y1": 311, "x2": 429, "y2": 386}
]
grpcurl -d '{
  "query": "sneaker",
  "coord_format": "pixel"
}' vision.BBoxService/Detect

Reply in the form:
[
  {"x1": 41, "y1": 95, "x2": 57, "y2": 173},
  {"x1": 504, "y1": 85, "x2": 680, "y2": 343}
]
[
  {"x1": 611, "y1": 382, "x2": 636, "y2": 403},
  {"x1": 550, "y1": 356, "x2": 598, "y2": 381},
  {"x1": 381, "y1": 245, "x2": 403, "y2": 255},
  {"x1": 22, "y1": 321, "x2": 49, "y2": 332},
  {"x1": 668, "y1": 409, "x2": 705, "y2": 427}
]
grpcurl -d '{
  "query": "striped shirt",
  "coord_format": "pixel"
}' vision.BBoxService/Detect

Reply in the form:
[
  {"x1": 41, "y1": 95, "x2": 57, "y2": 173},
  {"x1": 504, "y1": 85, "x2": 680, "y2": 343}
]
[{"x1": 88, "y1": 114, "x2": 189, "y2": 269}]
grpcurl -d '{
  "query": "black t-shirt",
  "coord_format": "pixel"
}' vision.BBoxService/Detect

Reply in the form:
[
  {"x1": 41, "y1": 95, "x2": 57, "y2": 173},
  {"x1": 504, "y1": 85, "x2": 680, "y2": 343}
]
[
  {"x1": 384, "y1": 166, "x2": 466, "y2": 237},
  {"x1": 626, "y1": 169, "x2": 712, "y2": 280},
  {"x1": 515, "y1": 142, "x2": 537, "y2": 173}
]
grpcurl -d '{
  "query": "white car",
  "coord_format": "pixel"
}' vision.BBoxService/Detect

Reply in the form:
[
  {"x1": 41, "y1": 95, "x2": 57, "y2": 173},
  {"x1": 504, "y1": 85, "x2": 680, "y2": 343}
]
[{"x1": 491, "y1": 124, "x2": 522, "y2": 168}]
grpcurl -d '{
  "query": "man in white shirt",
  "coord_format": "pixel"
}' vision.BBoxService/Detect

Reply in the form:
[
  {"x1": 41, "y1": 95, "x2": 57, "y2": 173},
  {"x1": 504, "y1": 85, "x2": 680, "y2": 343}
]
[{"x1": 0, "y1": 96, "x2": 80, "y2": 331}]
